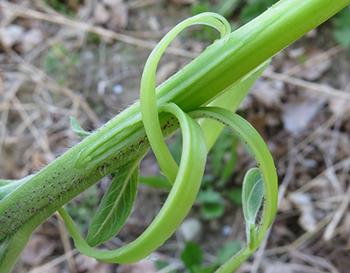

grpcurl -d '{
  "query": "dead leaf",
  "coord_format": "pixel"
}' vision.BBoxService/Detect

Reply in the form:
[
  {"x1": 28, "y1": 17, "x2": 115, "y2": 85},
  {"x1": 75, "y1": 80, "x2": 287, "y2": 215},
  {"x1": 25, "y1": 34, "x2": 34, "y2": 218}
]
[
  {"x1": 108, "y1": 2, "x2": 128, "y2": 30},
  {"x1": 94, "y1": 3, "x2": 110, "y2": 24},
  {"x1": 294, "y1": 50, "x2": 332, "y2": 81},
  {"x1": 0, "y1": 24, "x2": 24, "y2": 47},
  {"x1": 170, "y1": 0, "x2": 195, "y2": 4},
  {"x1": 289, "y1": 192, "x2": 317, "y2": 232},
  {"x1": 22, "y1": 29, "x2": 44, "y2": 52},
  {"x1": 91, "y1": 264, "x2": 113, "y2": 273},
  {"x1": 329, "y1": 98, "x2": 350, "y2": 118},
  {"x1": 282, "y1": 100, "x2": 323, "y2": 135},
  {"x1": 178, "y1": 218, "x2": 202, "y2": 242},
  {"x1": 75, "y1": 254, "x2": 98, "y2": 272},
  {"x1": 250, "y1": 79, "x2": 284, "y2": 107},
  {"x1": 118, "y1": 259, "x2": 157, "y2": 273},
  {"x1": 264, "y1": 262, "x2": 294, "y2": 273},
  {"x1": 21, "y1": 235, "x2": 56, "y2": 266}
]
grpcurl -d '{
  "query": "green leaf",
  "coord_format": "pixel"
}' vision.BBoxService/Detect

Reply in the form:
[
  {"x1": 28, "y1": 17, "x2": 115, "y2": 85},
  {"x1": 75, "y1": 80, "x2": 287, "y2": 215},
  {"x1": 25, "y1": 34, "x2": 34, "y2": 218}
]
[
  {"x1": 181, "y1": 241, "x2": 203, "y2": 272},
  {"x1": 242, "y1": 168, "x2": 264, "y2": 248},
  {"x1": 154, "y1": 259, "x2": 180, "y2": 273},
  {"x1": 70, "y1": 116, "x2": 91, "y2": 138},
  {"x1": 201, "y1": 202, "x2": 225, "y2": 220},
  {"x1": 332, "y1": 9, "x2": 350, "y2": 47},
  {"x1": 228, "y1": 187, "x2": 242, "y2": 205},
  {"x1": 192, "y1": 2, "x2": 210, "y2": 16},
  {"x1": 242, "y1": 168, "x2": 264, "y2": 225},
  {"x1": 86, "y1": 162, "x2": 139, "y2": 246},
  {"x1": 216, "y1": 0, "x2": 240, "y2": 17},
  {"x1": 333, "y1": 28, "x2": 350, "y2": 48},
  {"x1": 198, "y1": 189, "x2": 225, "y2": 220},
  {"x1": 240, "y1": 0, "x2": 278, "y2": 24},
  {"x1": 216, "y1": 240, "x2": 241, "y2": 265},
  {"x1": 198, "y1": 189, "x2": 223, "y2": 204}
]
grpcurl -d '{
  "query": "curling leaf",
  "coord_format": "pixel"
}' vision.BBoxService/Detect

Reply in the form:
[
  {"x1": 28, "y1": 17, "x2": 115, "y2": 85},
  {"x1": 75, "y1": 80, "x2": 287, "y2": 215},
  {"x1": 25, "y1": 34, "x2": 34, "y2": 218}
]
[
  {"x1": 86, "y1": 161, "x2": 139, "y2": 246},
  {"x1": 242, "y1": 168, "x2": 264, "y2": 247},
  {"x1": 70, "y1": 116, "x2": 91, "y2": 138}
]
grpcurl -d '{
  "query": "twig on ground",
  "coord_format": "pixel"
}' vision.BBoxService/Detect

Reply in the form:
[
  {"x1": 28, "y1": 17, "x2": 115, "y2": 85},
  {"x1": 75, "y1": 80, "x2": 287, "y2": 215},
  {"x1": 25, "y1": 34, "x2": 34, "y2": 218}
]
[
  {"x1": 323, "y1": 185, "x2": 350, "y2": 241},
  {"x1": 27, "y1": 249, "x2": 78, "y2": 273},
  {"x1": 263, "y1": 71, "x2": 350, "y2": 101},
  {"x1": 285, "y1": 46, "x2": 342, "y2": 76},
  {"x1": 0, "y1": 2, "x2": 196, "y2": 58}
]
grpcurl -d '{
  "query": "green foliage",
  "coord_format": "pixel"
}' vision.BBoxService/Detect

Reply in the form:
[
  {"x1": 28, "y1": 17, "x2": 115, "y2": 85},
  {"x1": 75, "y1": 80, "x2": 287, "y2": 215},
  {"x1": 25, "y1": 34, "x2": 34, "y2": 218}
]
[
  {"x1": 45, "y1": 0, "x2": 78, "y2": 16},
  {"x1": 191, "y1": 0, "x2": 278, "y2": 23},
  {"x1": 154, "y1": 260, "x2": 178, "y2": 273},
  {"x1": 86, "y1": 162, "x2": 140, "y2": 246},
  {"x1": 239, "y1": 0, "x2": 278, "y2": 23},
  {"x1": 70, "y1": 117, "x2": 91, "y2": 138},
  {"x1": 181, "y1": 241, "x2": 204, "y2": 272},
  {"x1": 210, "y1": 128, "x2": 238, "y2": 186},
  {"x1": 192, "y1": 0, "x2": 349, "y2": 47},
  {"x1": 241, "y1": 168, "x2": 264, "y2": 248},
  {"x1": 197, "y1": 189, "x2": 225, "y2": 220},
  {"x1": 242, "y1": 168, "x2": 264, "y2": 225},
  {"x1": 332, "y1": 7, "x2": 350, "y2": 48},
  {"x1": 44, "y1": 43, "x2": 79, "y2": 84},
  {"x1": 216, "y1": 241, "x2": 241, "y2": 264},
  {"x1": 180, "y1": 240, "x2": 241, "y2": 273},
  {"x1": 169, "y1": 127, "x2": 238, "y2": 221},
  {"x1": 2, "y1": 1, "x2": 348, "y2": 272},
  {"x1": 66, "y1": 185, "x2": 100, "y2": 232},
  {"x1": 228, "y1": 187, "x2": 242, "y2": 205}
]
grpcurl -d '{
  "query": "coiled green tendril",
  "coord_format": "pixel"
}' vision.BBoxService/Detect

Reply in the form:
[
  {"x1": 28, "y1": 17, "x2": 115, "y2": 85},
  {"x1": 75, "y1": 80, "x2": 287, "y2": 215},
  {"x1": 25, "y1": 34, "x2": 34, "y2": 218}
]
[{"x1": 59, "y1": 12, "x2": 278, "y2": 273}]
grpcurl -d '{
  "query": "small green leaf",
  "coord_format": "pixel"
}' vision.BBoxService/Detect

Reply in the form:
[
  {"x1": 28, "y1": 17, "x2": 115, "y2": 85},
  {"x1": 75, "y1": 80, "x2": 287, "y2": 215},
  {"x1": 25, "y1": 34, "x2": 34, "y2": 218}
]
[
  {"x1": 191, "y1": 2, "x2": 210, "y2": 16},
  {"x1": 181, "y1": 241, "x2": 203, "y2": 272},
  {"x1": 198, "y1": 189, "x2": 225, "y2": 220},
  {"x1": 198, "y1": 189, "x2": 223, "y2": 204},
  {"x1": 333, "y1": 28, "x2": 350, "y2": 48},
  {"x1": 201, "y1": 203, "x2": 225, "y2": 220},
  {"x1": 228, "y1": 187, "x2": 242, "y2": 205},
  {"x1": 216, "y1": 240, "x2": 241, "y2": 265},
  {"x1": 242, "y1": 168, "x2": 264, "y2": 247},
  {"x1": 70, "y1": 116, "x2": 91, "y2": 138},
  {"x1": 332, "y1": 9, "x2": 350, "y2": 48},
  {"x1": 216, "y1": 0, "x2": 240, "y2": 16},
  {"x1": 86, "y1": 162, "x2": 139, "y2": 246},
  {"x1": 242, "y1": 168, "x2": 264, "y2": 225},
  {"x1": 239, "y1": 0, "x2": 278, "y2": 24}
]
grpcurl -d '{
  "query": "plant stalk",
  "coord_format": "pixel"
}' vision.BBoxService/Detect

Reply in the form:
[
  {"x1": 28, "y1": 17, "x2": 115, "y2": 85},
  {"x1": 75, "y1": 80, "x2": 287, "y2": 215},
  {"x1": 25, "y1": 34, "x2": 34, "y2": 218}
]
[{"x1": 0, "y1": 0, "x2": 349, "y2": 244}]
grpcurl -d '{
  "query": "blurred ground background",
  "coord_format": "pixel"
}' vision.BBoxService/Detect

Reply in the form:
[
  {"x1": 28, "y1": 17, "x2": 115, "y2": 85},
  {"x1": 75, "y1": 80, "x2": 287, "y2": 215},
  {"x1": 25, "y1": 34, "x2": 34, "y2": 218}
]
[{"x1": 0, "y1": 0, "x2": 350, "y2": 273}]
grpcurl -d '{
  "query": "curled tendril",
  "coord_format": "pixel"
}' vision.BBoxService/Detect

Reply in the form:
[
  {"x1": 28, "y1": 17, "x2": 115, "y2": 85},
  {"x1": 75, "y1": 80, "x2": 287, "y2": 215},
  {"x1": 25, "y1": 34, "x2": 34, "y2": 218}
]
[
  {"x1": 59, "y1": 12, "x2": 278, "y2": 273},
  {"x1": 140, "y1": 12, "x2": 231, "y2": 182}
]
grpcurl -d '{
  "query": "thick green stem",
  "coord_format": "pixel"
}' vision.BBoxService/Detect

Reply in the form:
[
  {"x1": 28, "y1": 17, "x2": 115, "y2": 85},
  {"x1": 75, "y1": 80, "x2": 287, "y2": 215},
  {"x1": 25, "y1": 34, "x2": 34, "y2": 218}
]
[{"x1": 0, "y1": 0, "x2": 349, "y2": 243}]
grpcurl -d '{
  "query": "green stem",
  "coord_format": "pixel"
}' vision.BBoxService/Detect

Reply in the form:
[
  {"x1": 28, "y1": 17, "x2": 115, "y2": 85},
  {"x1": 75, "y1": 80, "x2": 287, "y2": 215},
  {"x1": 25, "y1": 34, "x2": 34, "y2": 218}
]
[{"x1": 0, "y1": 0, "x2": 349, "y2": 246}]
